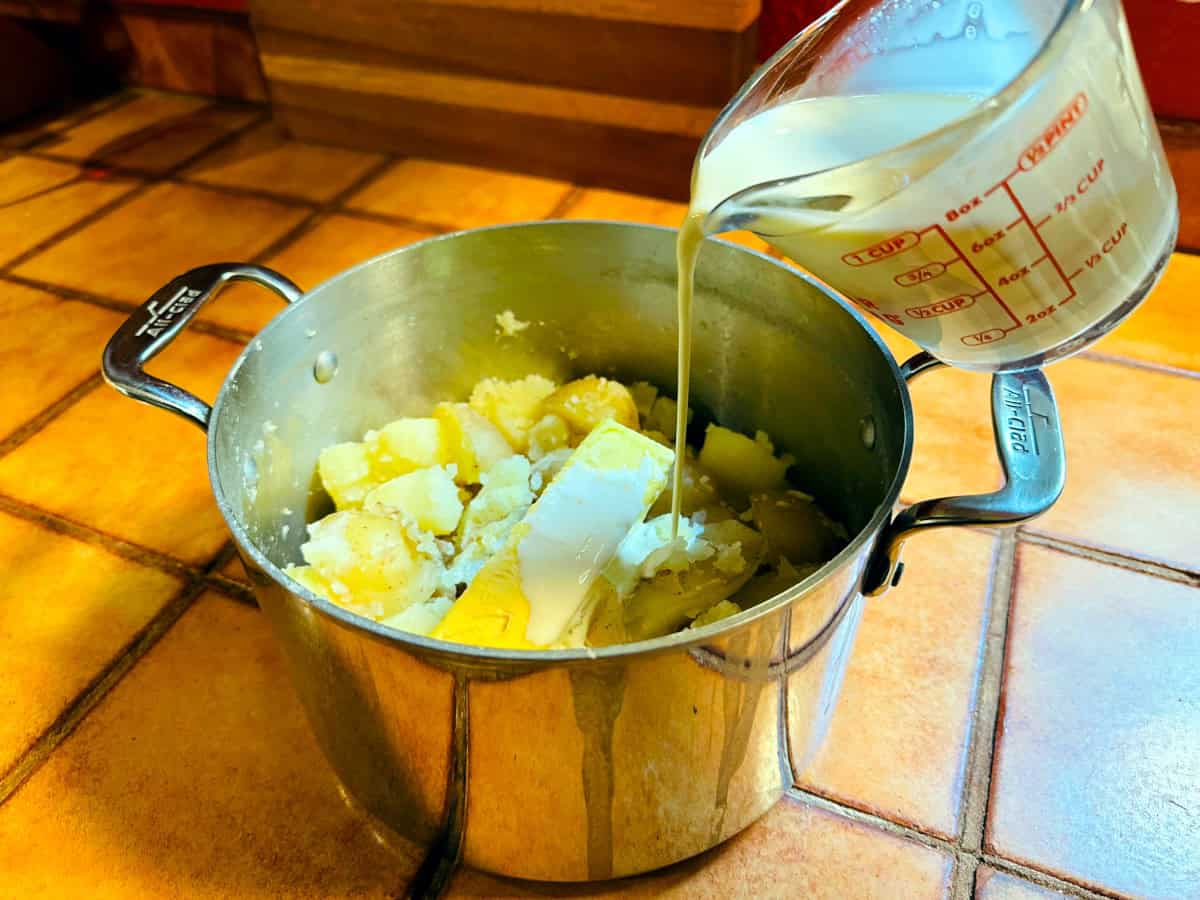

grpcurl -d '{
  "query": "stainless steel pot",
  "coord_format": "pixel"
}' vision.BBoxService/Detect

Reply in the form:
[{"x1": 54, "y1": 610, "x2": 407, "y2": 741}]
[{"x1": 102, "y1": 222, "x2": 1064, "y2": 887}]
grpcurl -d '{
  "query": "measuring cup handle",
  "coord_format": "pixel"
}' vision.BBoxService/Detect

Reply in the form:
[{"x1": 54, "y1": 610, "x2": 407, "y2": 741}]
[
  {"x1": 101, "y1": 263, "x2": 301, "y2": 431},
  {"x1": 863, "y1": 351, "x2": 1066, "y2": 596}
]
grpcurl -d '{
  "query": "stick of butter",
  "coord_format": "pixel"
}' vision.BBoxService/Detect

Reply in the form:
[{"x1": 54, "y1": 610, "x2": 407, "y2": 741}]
[{"x1": 432, "y1": 420, "x2": 673, "y2": 649}]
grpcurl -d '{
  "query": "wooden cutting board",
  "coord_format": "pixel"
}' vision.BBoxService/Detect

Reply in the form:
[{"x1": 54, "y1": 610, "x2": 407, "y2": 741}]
[{"x1": 250, "y1": 0, "x2": 760, "y2": 200}]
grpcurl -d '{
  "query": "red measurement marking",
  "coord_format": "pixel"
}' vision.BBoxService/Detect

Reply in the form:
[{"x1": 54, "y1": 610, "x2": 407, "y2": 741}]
[
  {"x1": 998, "y1": 182, "x2": 1077, "y2": 306},
  {"x1": 1031, "y1": 255, "x2": 1049, "y2": 267},
  {"x1": 1035, "y1": 215, "x2": 1051, "y2": 228},
  {"x1": 841, "y1": 231, "x2": 920, "y2": 266},
  {"x1": 906, "y1": 294, "x2": 975, "y2": 319},
  {"x1": 962, "y1": 328, "x2": 1008, "y2": 347},
  {"x1": 1006, "y1": 217, "x2": 1023, "y2": 231},
  {"x1": 1068, "y1": 268, "x2": 1083, "y2": 281},
  {"x1": 926, "y1": 223, "x2": 1022, "y2": 332},
  {"x1": 894, "y1": 261, "x2": 948, "y2": 287},
  {"x1": 1018, "y1": 93, "x2": 1089, "y2": 172}
]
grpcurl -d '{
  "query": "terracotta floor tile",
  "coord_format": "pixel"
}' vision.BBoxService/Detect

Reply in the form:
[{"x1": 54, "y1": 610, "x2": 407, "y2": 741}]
[
  {"x1": 345, "y1": 159, "x2": 571, "y2": 230},
  {"x1": 0, "y1": 94, "x2": 133, "y2": 150},
  {"x1": 38, "y1": 92, "x2": 257, "y2": 173},
  {"x1": 0, "y1": 156, "x2": 138, "y2": 266},
  {"x1": 562, "y1": 189, "x2": 687, "y2": 227},
  {"x1": 798, "y1": 529, "x2": 995, "y2": 838},
  {"x1": 0, "y1": 592, "x2": 420, "y2": 899},
  {"x1": 0, "y1": 511, "x2": 181, "y2": 774},
  {"x1": 0, "y1": 282, "x2": 121, "y2": 441},
  {"x1": 1093, "y1": 251, "x2": 1200, "y2": 372},
  {"x1": 199, "y1": 213, "x2": 433, "y2": 333},
  {"x1": 450, "y1": 795, "x2": 951, "y2": 898},
  {"x1": 182, "y1": 123, "x2": 383, "y2": 202},
  {"x1": 0, "y1": 331, "x2": 242, "y2": 564},
  {"x1": 900, "y1": 357, "x2": 1200, "y2": 571},
  {"x1": 973, "y1": 867, "x2": 1072, "y2": 900},
  {"x1": 1028, "y1": 358, "x2": 1200, "y2": 571},
  {"x1": 33, "y1": 92, "x2": 207, "y2": 158},
  {"x1": 900, "y1": 365, "x2": 1003, "y2": 506},
  {"x1": 14, "y1": 182, "x2": 310, "y2": 304},
  {"x1": 987, "y1": 545, "x2": 1200, "y2": 897},
  {"x1": 93, "y1": 106, "x2": 260, "y2": 174}
]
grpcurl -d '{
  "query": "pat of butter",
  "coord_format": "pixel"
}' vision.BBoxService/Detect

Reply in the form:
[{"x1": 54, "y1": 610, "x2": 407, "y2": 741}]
[{"x1": 432, "y1": 420, "x2": 673, "y2": 649}]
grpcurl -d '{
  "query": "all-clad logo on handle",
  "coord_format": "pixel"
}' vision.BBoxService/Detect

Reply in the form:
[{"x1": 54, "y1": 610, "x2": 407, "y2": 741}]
[
  {"x1": 1001, "y1": 382, "x2": 1053, "y2": 457},
  {"x1": 1018, "y1": 92, "x2": 1088, "y2": 172},
  {"x1": 135, "y1": 285, "x2": 203, "y2": 339}
]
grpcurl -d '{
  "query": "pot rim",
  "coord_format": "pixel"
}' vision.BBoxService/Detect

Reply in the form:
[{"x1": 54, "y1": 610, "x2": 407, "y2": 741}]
[{"x1": 206, "y1": 220, "x2": 914, "y2": 667}]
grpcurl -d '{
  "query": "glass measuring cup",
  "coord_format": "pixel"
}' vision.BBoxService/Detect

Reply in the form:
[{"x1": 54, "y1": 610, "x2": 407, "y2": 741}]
[{"x1": 693, "y1": 0, "x2": 1179, "y2": 371}]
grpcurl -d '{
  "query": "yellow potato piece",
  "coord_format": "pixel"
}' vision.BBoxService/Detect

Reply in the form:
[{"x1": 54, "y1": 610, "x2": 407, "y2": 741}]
[
  {"x1": 750, "y1": 490, "x2": 846, "y2": 565},
  {"x1": 541, "y1": 376, "x2": 638, "y2": 439},
  {"x1": 366, "y1": 418, "x2": 447, "y2": 474},
  {"x1": 691, "y1": 599, "x2": 741, "y2": 629},
  {"x1": 299, "y1": 510, "x2": 442, "y2": 620},
  {"x1": 433, "y1": 402, "x2": 513, "y2": 484},
  {"x1": 623, "y1": 520, "x2": 765, "y2": 641},
  {"x1": 527, "y1": 414, "x2": 571, "y2": 459},
  {"x1": 697, "y1": 424, "x2": 789, "y2": 505},
  {"x1": 364, "y1": 466, "x2": 463, "y2": 535},
  {"x1": 317, "y1": 442, "x2": 375, "y2": 509},
  {"x1": 469, "y1": 375, "x2": 558, "y2": 451}
]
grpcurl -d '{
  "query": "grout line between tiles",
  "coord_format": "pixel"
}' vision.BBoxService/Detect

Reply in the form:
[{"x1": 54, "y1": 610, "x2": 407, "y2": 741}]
[
  {"x1": 545, "y1": 186, "x2": 585, "y2": 219},
  {"x1": 0, "y1": 494, "x2": 200, "y2": 580},
  {"x1": 0, "y1": 274, "x2": 256, "y2": 346},
  {"x1": 787, "y1": 787, "x2": 961, "y2": 857},
  {"x1": 957, "y1": 531, "x2": 1017, "y2": 856},
  {"x1": 331, "y1": 205, "x2": 455, "y2": 236},
  {"x1": 1018, "y1": 530, "x2": 1200, "y2": 586},
  {"x1": 1077, "y1": 349, "x2": 1200, "y2": 381},
  {"x1": 0, "y1": 109, "x2": 268, "y2": 278},
  {"x1": 1, "y1": 91, "x2": 138, "y2": 150},
  {"x1": 205, "y1": 573, "x2": 258, "y2": 606},
  {"x1": 0, "y1": 373, "x2": 102, "y2": 461},
  {"x1": 241, "y1": 154, "x2": 402, "y2": 275},
  {"x1": 0, "y1": 180, "x2": 152, "y2": 275},
  {"x1": 797, "y1": 782, "x2": 956, "y2": 844},
  {"x1": 979, "y1": 854, "x2": 1128, "y2": 900},
  {"x1": 0, "y1": 578, "x2": 205, "y2": 807},
  {"x1": 949, "y1": 853, "x2": 980, "y2": 900}
]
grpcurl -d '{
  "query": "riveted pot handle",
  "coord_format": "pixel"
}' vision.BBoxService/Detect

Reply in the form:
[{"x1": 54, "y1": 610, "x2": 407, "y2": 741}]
[
  {"x1": 101, "y1": 263, "x2": 301, "y2": 431},
  {"x1": 863, "y1": 352, "x2": 1066, "y2": 596}
]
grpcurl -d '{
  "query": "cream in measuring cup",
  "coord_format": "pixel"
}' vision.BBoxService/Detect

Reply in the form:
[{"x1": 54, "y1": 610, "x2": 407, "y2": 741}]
[{"x1": 669, "y1": 0, "x2": 1176, "y2": 531}]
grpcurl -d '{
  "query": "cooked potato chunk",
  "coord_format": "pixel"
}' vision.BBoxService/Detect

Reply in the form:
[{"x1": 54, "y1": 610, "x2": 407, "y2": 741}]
[
  {"x1": 623, "y1": 520, "x2": 765, "y2": 641},
  {"x1": 751, "y1": 490, "x2": 846, "y2": 564},
  {"x1": 527, "y1": 414, "x2": 571, "y2": 460},
  {"x1": 317, "y1": 442, "x2": 375, "y2": 509},
  {"x1": 698, "y1": 424, "x2": 789, "y2": 504},
  {"x1": 540, "y1": 376, "x2": 638, "y2": 439},
  {"x1": 469, "y1": 375, "x2": 558, "y2": 451},
  {"x1": 364, "y1": 466, "x2": 463, "y2": 535},
  {"x1": 365, "y1": 417, "x2": 447, "y2": 474},
  {"x1": 691, "y1": 599, "x2": 740, "y2": 629},
  {"x1": 433, "y1": 402, "x2": 513, "y2": 484},
  {"x1": 627, "y1": 381, "x2": 658, "y2": 420},
  {"x1": 298, "y1": 511, "x2": 442, "y2": 619}
]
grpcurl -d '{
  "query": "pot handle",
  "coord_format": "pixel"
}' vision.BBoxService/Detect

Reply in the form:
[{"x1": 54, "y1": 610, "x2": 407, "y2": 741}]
[
  {"x1": 863, "y1": 351, "x2": 1066, "y2": 596},
  {"x1": 101, "y1": 263, "x2": 301, "y2": 431}
]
